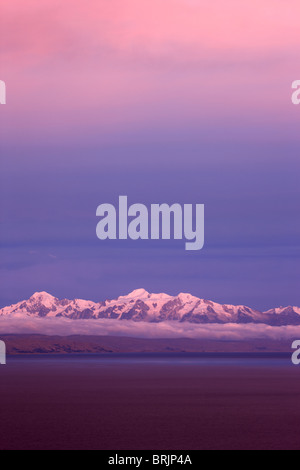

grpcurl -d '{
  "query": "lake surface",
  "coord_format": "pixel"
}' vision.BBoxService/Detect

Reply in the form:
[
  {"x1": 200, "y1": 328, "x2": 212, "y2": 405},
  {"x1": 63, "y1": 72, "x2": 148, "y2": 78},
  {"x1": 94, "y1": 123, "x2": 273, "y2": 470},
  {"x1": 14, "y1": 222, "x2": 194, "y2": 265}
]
[{"x1": 0, "y1": 354, "x2": 299, "y2": 450}]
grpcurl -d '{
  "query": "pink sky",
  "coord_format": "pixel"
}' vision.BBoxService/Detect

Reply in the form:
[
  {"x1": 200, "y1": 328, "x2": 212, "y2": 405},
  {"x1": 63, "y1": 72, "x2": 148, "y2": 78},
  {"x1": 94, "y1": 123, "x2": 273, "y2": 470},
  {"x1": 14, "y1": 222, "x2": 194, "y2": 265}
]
[
  {"x1": 0, "y1": 1, "x2": 299, "y2": 312},
  {"x1": 1, "y1": 0, "x2": 299, "y2": 143}
]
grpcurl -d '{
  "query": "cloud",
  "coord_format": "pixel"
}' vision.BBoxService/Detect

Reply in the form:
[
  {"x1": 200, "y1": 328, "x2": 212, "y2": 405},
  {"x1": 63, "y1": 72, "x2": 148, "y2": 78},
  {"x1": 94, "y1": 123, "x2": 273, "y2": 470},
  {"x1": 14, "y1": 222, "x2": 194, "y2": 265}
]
[{"x1": 0, "y1": 317, "x2": 300, "y2": 341}]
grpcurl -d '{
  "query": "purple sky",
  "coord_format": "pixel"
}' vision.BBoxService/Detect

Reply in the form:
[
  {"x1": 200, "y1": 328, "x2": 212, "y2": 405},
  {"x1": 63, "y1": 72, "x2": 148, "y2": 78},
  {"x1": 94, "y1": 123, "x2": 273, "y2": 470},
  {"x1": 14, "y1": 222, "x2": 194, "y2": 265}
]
[{"x1": 0, "y1": 1, "x2": 299, "y2": 310}]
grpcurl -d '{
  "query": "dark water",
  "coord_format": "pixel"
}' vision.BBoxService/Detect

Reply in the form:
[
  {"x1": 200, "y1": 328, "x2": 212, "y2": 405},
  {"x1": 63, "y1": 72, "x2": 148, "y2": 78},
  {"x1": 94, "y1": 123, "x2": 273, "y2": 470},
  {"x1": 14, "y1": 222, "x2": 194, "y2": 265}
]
[{"x1": 0, "y1": 354, "x2": 299, "y2": 450}]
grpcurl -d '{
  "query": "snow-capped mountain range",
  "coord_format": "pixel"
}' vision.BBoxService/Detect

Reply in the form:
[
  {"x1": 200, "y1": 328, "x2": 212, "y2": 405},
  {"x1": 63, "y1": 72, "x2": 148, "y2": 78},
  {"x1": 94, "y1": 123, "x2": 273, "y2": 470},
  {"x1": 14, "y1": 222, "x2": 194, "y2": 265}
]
[{"x1": 0, "y1": 289, "x2": 299, "y2": 326}]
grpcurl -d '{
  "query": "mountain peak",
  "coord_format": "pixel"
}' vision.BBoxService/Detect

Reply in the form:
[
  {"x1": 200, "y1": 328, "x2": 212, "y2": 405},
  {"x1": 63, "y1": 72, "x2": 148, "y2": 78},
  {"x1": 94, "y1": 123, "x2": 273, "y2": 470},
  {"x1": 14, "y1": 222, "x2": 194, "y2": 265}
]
[
  {"x1": 126, "y1": 288, "x2": 150, "y2": 299},
  {"x1": 30, "y1": 291, "x2": 56, "y2": 300},
  {"x1": 29, "y1": 292, "x2": 57, "y2": 309}
]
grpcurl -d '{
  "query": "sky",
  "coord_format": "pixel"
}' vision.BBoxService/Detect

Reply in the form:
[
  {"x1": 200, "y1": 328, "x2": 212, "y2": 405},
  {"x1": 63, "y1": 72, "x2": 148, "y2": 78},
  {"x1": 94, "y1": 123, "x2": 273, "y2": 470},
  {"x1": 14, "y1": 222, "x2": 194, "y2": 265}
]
[{"x1": 0, "y1": 0, "x2": 299, "y2": 310}]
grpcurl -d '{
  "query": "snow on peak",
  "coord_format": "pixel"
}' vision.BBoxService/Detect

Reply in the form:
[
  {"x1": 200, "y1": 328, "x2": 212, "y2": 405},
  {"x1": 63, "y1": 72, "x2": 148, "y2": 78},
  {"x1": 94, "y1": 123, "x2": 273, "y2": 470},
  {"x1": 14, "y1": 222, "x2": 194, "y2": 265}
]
[
  {"x1": 117, "y1": 289, "x2": 173, "y2": 304},
  {"x1": 177, "y1": 293, "x2": 199, "y2": 303},
  {"x1": 30, "y1": 292, "x2": 56, "y2": 301},
  {"x1": 126, "y1": 289, "x2": 150, "y2": 299},
  {"x1": 267, "y1": 306, "x2": 300, "y2": 316},
  {"x1": 29, "y1": 292, "x2": 57, "y2": 308}
]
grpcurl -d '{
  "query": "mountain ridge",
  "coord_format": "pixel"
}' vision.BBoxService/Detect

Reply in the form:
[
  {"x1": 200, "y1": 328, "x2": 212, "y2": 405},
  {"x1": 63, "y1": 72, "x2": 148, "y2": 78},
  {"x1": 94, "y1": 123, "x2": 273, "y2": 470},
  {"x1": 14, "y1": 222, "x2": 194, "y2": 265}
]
[{"x1": 0, "y1": 289, "x2": 299, "y2": 326}]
